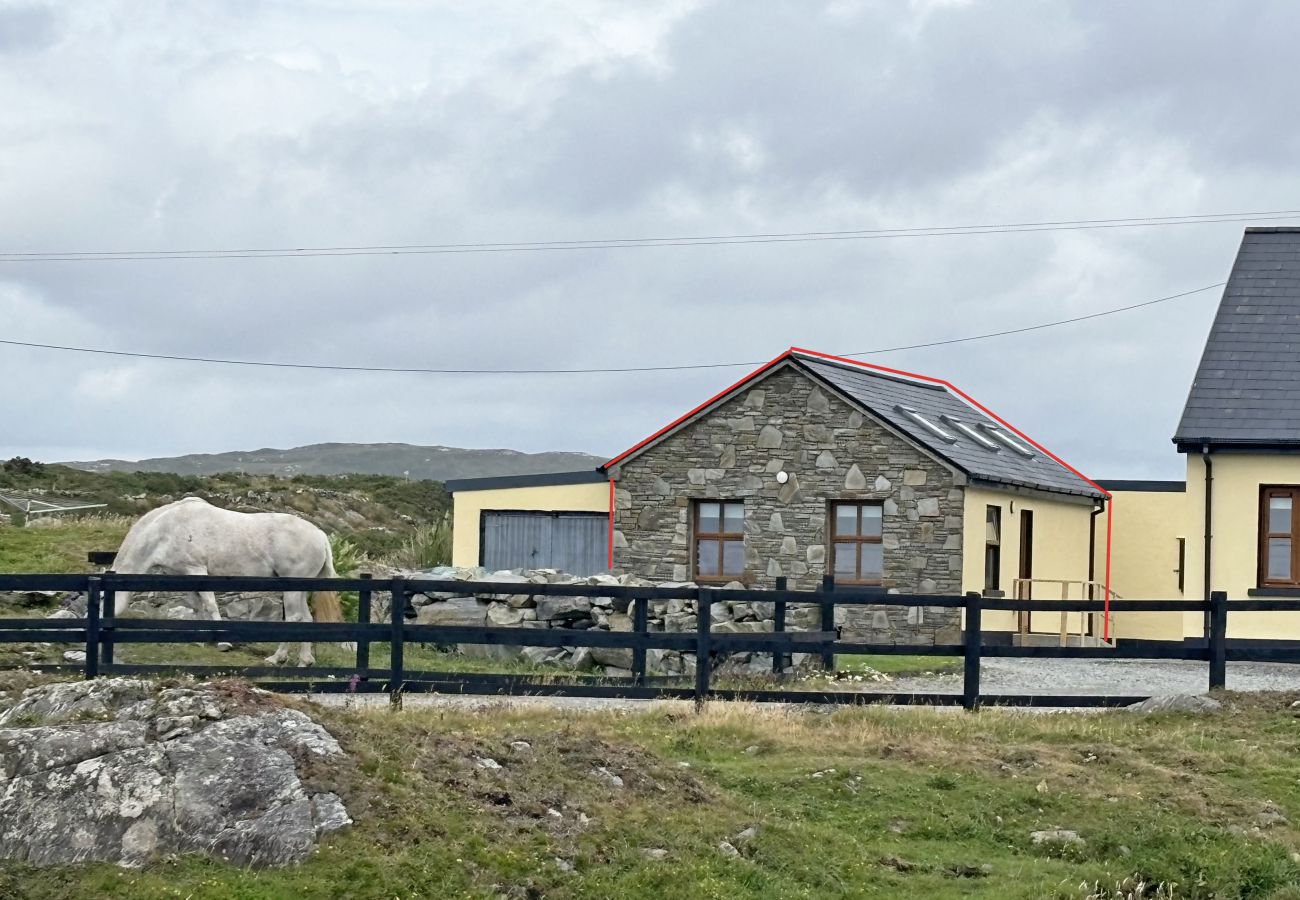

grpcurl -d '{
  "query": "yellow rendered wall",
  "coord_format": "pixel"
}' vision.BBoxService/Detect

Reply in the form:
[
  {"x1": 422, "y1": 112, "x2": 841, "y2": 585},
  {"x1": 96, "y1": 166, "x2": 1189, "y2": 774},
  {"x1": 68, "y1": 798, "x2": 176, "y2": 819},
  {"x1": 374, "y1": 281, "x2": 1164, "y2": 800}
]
[
  {"x1": 962, "y1": 485, "x2": 1095, "y2": 635},
  {"x1": 451, "y1": 482, "x2": 609, "y2": 568},
  {"x1": 1184, "y1": 454, "x2": 1300, "y2": 640},
  {"x1": 1090, "y1": 489, "x2": 1187, "y2": 640}
]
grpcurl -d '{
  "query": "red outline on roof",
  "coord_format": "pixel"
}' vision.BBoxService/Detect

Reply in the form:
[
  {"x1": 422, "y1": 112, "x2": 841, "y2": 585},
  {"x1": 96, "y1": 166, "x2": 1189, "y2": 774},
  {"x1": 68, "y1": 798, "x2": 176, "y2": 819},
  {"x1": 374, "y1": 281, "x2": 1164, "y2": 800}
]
[
  {"x1": 603, "y1": 348, "x2": 796, "y2": 470},
  {"x1": 790, "y1": 347, "x2": 1111, "y2": 500},
  {"x1": 602, "y1": 346, "x2": 1114, "y2": 615}
]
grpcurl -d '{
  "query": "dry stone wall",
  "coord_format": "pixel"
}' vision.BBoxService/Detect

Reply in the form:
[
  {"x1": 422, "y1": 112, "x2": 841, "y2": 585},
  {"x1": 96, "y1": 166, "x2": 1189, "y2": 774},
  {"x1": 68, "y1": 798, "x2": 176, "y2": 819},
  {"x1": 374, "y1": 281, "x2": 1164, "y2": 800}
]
[
  {"x1": 403, "y1": 566, "x2": 823, "y2": 676},
  {"x1": 607, "y1": 365, "x2": 964, "y2": 646}
]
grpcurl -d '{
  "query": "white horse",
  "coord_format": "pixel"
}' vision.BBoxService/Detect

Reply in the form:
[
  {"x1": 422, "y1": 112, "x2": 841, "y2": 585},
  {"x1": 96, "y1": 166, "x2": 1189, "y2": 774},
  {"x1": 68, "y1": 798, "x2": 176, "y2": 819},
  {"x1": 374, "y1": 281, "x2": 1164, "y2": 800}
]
[{"x1": 111, "y1": 497, "x2": 346, "y2": 666}]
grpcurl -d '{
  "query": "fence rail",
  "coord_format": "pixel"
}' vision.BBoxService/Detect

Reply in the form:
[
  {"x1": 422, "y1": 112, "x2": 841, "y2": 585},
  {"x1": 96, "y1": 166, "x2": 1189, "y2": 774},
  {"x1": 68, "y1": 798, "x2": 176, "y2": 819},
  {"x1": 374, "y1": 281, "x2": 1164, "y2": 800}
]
[{"x1": 0, "y1": 572, "x2": 1288, "y2": 708}]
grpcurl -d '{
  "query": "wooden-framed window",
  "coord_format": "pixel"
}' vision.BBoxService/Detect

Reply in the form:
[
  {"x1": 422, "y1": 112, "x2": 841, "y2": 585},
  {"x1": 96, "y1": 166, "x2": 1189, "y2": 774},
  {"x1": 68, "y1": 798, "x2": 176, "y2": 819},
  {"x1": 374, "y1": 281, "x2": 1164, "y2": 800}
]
[
  {"x1": 1259, "y1": 486, "x2": 1300, "y2": 587},
  {"x1": 984, "y1": 506, "x2": 1002, "y2": 593},
  {"x1": 694, "y1": 501, "x2": 745, "y2": 582},
  {"x1": 830, "y1": 501, "x2": 884, "y2": 585}
]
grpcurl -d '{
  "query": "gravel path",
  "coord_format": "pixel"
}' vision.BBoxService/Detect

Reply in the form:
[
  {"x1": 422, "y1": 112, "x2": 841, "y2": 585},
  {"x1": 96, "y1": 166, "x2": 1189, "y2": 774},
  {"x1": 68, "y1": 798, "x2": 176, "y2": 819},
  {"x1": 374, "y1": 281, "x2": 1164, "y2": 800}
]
[
  {"x1": 308, "y1": 660, "x2": 1300, "y2": 714},
  {"x1": 878, "y1": 658, "x2": 1300, "y2": 697}
]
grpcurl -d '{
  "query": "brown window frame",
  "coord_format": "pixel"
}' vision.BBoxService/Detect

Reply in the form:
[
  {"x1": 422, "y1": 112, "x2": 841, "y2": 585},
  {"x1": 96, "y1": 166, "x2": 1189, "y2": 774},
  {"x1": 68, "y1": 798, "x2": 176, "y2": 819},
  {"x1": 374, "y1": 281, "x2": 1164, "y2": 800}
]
[
  {"x1": 1018, "y1": 509, "x2": 1034, "y2": 581},
  {"x1": 693, "y1": 500, "x2": 746, "y2": 583},
  {"x1": 829, "y1": 501, "x2": 884, "y2": 586},
  {"x1": 1259, "y1": 486, "x2": 1300, "y2": 588},
  {"x1": 984, "y1": 505, "x2": 1002, "y2": 594}
]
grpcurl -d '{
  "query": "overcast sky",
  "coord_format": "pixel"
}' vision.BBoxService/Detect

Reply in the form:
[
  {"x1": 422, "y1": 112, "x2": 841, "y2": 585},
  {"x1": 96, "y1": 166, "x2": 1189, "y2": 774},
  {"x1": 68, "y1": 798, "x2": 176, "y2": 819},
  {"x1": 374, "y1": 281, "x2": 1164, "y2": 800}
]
[{"x1": 2, "y1": 1, "x2": 1298, "y2": 479}]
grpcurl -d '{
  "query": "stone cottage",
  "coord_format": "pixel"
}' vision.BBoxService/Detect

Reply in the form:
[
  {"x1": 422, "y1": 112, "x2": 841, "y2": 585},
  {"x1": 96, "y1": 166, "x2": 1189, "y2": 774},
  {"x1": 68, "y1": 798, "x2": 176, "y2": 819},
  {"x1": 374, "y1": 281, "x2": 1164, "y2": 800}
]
[{"x1": 602, "y1": 349, "x2": 1106, "y2": 644}]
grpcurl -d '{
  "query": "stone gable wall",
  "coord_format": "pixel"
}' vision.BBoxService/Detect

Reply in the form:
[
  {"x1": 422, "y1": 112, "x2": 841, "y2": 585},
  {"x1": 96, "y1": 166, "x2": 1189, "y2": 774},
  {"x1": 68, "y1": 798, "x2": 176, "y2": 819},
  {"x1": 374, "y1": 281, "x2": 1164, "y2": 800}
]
[{"x1": 609, "y1": 364, "x2": 964, "y2": 645}]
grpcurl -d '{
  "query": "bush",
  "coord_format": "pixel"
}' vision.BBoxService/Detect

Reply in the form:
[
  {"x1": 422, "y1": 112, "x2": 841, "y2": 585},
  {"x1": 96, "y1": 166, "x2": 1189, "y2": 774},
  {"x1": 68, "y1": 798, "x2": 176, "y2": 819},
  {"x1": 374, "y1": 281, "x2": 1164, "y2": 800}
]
[
  {"x1": 328, "y1": 533, "x2": 369, "y2": 577},
  {"x1": 328, "y1": 533, "x2": 371, "y2": 622},
  {"x1": 392, "y1": 515, "x2": 452, "y2": 570},
  {"x1": 2, "y1": 457, "x2": 44, "y2": 476}
]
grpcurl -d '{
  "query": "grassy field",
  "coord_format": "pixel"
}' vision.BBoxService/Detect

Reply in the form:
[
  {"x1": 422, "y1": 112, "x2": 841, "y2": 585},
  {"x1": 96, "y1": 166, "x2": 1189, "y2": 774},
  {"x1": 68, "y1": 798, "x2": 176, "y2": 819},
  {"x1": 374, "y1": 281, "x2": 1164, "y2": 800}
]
[
  {"x1": 0, "y1": 518, "x2": 131, "y2": 573},
  {"x1": 2, "y1": 681, "x2": 1300, "y2": 899},
  {"x1": 838, "y1": 653, "x2": 963, "y2": 677}
]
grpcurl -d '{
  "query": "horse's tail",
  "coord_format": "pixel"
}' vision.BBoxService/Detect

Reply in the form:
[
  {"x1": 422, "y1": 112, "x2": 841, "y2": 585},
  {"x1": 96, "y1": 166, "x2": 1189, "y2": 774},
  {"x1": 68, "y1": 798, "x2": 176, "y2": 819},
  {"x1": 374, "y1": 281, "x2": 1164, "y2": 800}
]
[
  {"x1": 310, "y1": 555, "x2": 354, "y2": 650},
  {"x1": 309, "y1": 556, "x2": 345, "y2": 623}
]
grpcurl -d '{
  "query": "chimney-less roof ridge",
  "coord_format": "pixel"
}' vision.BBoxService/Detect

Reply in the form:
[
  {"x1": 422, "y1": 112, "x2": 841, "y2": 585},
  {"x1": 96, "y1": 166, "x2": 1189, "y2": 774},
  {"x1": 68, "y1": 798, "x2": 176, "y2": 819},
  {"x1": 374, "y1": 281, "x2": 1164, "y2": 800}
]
[{"x1": 788, "y1": 350, "x2": 947, "y2": 391}]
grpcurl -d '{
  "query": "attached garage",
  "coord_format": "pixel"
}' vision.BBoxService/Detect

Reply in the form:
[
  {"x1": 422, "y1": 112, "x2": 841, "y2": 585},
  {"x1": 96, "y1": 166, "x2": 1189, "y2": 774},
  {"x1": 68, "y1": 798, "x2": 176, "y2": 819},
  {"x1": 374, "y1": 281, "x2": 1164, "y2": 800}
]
[
  {"x1": 480, "y1": 510, "x2": 608, "y2": 575},
  {"x1": 446, "y1": 470, "x2": 610, "y2": 574}
]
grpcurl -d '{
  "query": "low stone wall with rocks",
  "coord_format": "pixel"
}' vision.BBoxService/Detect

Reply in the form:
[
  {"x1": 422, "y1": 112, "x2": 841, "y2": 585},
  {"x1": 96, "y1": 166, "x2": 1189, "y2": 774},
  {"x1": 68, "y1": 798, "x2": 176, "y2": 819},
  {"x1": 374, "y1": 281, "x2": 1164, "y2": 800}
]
[
  {"x1": 402, "y1": 566, "x2": 960, "y2": 677},
  {"x1": 37, "y1": 589, "x2": 289, "y2": 621}
]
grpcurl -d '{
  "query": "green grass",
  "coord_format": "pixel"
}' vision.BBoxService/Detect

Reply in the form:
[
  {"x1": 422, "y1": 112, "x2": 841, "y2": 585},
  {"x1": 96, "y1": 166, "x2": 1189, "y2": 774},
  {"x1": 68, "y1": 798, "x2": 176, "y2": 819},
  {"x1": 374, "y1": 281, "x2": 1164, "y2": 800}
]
[
  {"x1": 0, "y1": 617, "x2": 964, "y2": 692},
  {"x1": 0, "y1": 519, "x2": 131, "y2": 573},
  {"x1": 3, "y1": 686, "x2": 1300, "y2": 898},
  {"x1": 837, "y1": 654, "x2": 964, "y2": 677}
]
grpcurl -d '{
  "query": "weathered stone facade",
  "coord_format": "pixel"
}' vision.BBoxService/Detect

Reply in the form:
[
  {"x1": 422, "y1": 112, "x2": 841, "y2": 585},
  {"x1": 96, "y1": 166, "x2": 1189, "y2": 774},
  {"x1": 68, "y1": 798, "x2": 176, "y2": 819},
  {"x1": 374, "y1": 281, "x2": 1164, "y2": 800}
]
[{"x1": 609, "y1": 364, "x2": 964, "y2": 645}]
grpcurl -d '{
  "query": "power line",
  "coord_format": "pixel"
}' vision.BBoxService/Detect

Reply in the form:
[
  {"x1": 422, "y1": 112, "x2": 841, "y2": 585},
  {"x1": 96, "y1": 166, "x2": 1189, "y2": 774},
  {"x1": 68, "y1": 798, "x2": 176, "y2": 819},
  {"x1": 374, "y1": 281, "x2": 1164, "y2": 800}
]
[
  {"x1": 0, "y1": 281, "x2": 1224, "y2": 374},
  {"x1": 1, "y1": 209, "x2": 1296, "y2": 262}
]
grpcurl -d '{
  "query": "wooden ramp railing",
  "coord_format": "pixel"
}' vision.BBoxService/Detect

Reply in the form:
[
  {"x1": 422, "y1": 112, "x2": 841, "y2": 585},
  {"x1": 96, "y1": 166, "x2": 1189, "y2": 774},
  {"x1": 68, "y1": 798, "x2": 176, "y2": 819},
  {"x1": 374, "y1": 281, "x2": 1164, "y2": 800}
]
[{"x1": 1012, "y1": 578, "x2": 1121, "y2": 646}]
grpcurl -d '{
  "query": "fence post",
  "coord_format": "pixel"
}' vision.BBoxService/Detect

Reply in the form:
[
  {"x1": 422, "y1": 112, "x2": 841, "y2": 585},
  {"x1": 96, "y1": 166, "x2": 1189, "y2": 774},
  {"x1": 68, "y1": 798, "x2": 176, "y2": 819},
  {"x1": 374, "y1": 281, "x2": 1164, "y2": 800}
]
[
  {"x1": 85, "y1": 576, "x2": 101, "y2": 680},
  {"x1": 356, "y1": 573, "x2": 372, "y2": 680},
  {"x1": 962, "y1": 591, "x2": 982, "y2": 711},
  {"x1": 632, "y1": 596, "x2": 648, "y2": 687},
  {"x1": 389, "y1": 576, "x2": 406, "y2": 710},
  {"x1": 100, "y1": 570, "x2": 115, "y2": 671},
  {"x1": 772, "y1": 576, "x2": 788, "y2": 676},
  {"x1": 820, "y1": 574, "x2": 836, "y2": 671},
  {"x1": 694, "y1": 588, "x2": 712, "y2": 709},
  {"x1": 1209, "y1": 590, "x2": 1227, "y2": 691}
]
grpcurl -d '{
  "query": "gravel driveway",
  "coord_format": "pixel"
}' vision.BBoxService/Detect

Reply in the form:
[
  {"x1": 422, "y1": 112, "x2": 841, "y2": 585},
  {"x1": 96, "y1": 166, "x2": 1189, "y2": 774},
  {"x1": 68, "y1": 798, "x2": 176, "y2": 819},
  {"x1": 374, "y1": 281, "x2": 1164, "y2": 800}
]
[
  {"x1": 309, "y1": 660, "x2": 1300, "y2": 714},
  {"x1": 878, "y1": 658, "x2": 1300, "y2": 697}
]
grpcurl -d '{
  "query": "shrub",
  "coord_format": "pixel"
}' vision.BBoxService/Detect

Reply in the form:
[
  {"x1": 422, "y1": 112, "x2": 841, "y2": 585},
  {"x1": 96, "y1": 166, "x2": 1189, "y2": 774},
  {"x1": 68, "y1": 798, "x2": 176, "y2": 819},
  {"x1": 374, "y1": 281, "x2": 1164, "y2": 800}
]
[
  {"x1": 392, "y1": 515, "x2": 453, "y2": 570},
  {"x1": 2, "y1": 457, "x2": 44, "y2": 476},
  {"x1": 328, "y1": 533, "x2": 369, "y2": 577},
  {"x1": 328, "y1": 533, "x2": 371, "y2": 621}
]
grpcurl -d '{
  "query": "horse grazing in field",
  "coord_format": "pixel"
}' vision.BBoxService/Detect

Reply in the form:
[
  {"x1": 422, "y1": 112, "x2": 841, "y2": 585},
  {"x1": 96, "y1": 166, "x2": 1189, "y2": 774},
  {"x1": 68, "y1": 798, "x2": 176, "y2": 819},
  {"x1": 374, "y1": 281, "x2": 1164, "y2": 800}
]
[{"x1": 111, "y1": 497, "x2": 346, "y2": 666}]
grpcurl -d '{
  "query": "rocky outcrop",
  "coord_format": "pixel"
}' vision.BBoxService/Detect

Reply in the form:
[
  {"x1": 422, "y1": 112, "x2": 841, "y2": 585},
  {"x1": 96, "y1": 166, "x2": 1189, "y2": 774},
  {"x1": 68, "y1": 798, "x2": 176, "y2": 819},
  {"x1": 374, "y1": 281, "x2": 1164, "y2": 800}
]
[{"x1": 0, "y1": 678, "x2": 350, "y2": 868}]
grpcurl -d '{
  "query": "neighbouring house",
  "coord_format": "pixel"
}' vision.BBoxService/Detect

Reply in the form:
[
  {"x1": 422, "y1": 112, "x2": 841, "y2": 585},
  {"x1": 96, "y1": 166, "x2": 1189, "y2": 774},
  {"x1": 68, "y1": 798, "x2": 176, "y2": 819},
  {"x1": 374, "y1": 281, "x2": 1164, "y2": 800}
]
[
  {"x1": 445, "y1": 470, "x2": 609, "y2": 575},
  {"x1": 602, "y1": 349, "x2": 1107, "y2": 645},
  {"x1": 1101, "y1": 227, "x2": 1300, "y2": 644},
  {"x1": 446, "y1": 349, "x2": 1108, "y2": 645}
]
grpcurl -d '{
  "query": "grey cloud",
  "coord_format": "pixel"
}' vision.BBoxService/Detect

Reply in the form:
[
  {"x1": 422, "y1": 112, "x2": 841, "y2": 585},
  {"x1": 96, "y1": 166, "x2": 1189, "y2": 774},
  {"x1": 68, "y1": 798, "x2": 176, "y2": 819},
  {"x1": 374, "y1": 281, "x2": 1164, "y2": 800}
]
[
  {"x1": 0, "y1": 1, "x2": 1297, "y2": 481},
  {"x1": 0, "y1": 3, "x2": 59, "y2": 55}
]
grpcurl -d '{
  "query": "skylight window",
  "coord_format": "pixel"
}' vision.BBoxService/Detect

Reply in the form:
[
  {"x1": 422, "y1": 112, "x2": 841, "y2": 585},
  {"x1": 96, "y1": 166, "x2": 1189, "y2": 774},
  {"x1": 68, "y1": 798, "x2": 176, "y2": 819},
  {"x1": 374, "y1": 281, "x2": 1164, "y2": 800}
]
[
  {"x1": 940, "y1": 415, "x2": 1000, "y2": 451},
  {"x1": 980, "y1": 424, "x2": 1036, "y2": 458},
  {"x1": 894, "y1": 405, "x2": 956, "y2": 443}
]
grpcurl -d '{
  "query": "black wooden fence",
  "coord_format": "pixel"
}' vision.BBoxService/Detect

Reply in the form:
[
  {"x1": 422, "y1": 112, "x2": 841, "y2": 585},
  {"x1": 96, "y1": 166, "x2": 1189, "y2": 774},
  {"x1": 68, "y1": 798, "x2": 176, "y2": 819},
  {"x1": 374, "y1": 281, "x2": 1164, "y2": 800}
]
[{"x1": 0, "y1": 571, "x2": 1292, "y2": 709}]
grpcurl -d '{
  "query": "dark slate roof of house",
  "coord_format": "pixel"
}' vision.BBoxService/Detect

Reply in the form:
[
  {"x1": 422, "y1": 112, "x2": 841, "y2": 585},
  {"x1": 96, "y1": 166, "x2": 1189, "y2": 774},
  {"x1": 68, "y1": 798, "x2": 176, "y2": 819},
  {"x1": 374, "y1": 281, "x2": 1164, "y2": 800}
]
[
  {"x1": 795, "y1": 355, "x2": 1102, "y2": 499},
  {"x1": 1094, "y1": 479, "x2": 1185, "y2": 493},
  {"x1": 444, "y1": 469, "x2": 606, "y2": 493},
  {"x1": 1175, "y1": 228, "x2": 1300, "y2": 448}
]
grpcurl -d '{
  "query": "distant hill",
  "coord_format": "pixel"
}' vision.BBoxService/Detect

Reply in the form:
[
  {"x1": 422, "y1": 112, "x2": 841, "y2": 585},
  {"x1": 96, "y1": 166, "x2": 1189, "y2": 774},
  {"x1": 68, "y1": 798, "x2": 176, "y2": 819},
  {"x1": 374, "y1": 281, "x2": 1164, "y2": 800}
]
[{"x1": 62, "y1": 442, "x2": 605, "y2": 481}]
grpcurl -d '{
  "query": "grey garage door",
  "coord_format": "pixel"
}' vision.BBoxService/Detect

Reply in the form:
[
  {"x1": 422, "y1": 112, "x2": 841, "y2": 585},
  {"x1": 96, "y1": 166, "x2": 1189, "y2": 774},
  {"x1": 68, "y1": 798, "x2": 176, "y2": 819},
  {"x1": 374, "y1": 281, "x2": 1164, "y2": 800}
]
[{"x1": 480, "y1": 511, "x2": 608, "y2": 575}]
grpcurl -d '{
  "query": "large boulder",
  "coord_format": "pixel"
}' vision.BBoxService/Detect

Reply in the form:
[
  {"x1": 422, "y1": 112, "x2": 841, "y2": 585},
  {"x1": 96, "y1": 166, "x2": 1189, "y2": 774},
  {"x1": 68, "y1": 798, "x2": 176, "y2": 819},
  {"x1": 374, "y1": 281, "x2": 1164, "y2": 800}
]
[
  {"x1": 415, "y1": 598, "x2": 488, "y2": 627},
  {"x1": 535, "y1": 596, "x2": 592, "y2": 623},
  {"x1": 0, "y1": 678, "x2": 350, "y2": 869}
]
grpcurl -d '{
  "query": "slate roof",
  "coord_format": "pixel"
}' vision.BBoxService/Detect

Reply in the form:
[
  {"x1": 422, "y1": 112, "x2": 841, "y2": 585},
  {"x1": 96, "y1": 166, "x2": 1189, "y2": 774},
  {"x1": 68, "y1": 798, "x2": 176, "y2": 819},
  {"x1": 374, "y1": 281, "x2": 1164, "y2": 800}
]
[
  {"x1": 603, "y1": 350, "x2": 1102, "y2": 500},
  {"x1": 795, "y1": 355, "x2": 1102, "y2": 498},
  {"x1": 1175, "y1": 228, "x2": 1300, "y2": 448},
  {"x1": 445, "y1": 470, "x2": 606, "y2": 493}
]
